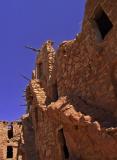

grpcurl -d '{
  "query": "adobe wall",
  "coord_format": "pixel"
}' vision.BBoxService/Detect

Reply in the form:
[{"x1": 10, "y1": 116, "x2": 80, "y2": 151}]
[
  {"x1": 0, "y1": 119, "x2": 36, "y2": 160},
  {"x1": 25, "y1": 0, "x2": 117, "y2": 160},
  {"x1": 0, "y1": 121, "x2": 22, "y2": 160},
  {"x1": 0, "y1": 118, "x2": 37, "y2": 160},
  {"x1": 0, "y1": 0, "x2": 117, "y2": 159},
  {"x1": 56, "y1": 0, "x2": 117, "y2": 115},
  {"x1": 31, "y1": 0, "x2": 117, "y2": 119},
  {"x1": 21, "y1": 114, "x2": 36, "y2": 160},
  {"x1": 27, "y1": 78, "x2": 117, "y2": 160}
]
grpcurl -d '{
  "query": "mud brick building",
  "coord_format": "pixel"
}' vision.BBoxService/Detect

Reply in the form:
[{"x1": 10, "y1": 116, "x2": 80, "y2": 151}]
[
  {"x1": 25, "y1": 0, "x2": 117, "y2": 159},
  {"x1": 1, "y1": 0, "x2": 117, "y2": 160},
  {"x1": 0, "y1": 121, "x2": 22, "y2": 160}
]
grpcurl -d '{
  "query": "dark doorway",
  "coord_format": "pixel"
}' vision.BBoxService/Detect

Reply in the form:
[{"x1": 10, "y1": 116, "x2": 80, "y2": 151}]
[
  {"x1": 7, "y1": 146, "x2": 13, "y2": 158},
  {"x1": 8, "y1": 124, "x2": 13, "y2": 139},
  {"x1": 94, "y1": 8, "x2": 113, "y2": 39},
  {"x1": 58, "y1": 129, "x2": 69, "y2": 159}
]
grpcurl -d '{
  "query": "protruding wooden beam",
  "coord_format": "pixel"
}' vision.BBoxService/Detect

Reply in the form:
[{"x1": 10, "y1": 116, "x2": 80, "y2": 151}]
[
  {"x1": 24, "y1": 45, "x2": 40, "y2": 53},
  {"x1": 20, "y1": 74, "x2": 30, "y2": 81}
]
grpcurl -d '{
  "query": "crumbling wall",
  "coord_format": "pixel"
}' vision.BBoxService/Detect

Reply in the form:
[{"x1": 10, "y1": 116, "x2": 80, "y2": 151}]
[
  {"x1": 0, "y1": 121, "x2": 22, "y2": 160},
  {"x1": 20, "y1": 114, "x2": 36, "y2": 160},
  {"x1": 25, "y1": 0, "x2": 117, "y2": 160},
  {"x1": 35, "y1": 40, "x2": 57, "y2": 104},
  {"x1": 27, "y1": 79, "x2": 117, "y2": 160},
  {"x1": 27, "y1": 80, "x2": 61, "y2": 160},
  {"x1": 0, "y1": 121, "x2": 8, "y2": 160},
  {"x1": 56, "y1": 0, "x2": 117, "y2": 115},
  {"x1": 47, "y1": 98, "x2": 117, "y2": 160}
]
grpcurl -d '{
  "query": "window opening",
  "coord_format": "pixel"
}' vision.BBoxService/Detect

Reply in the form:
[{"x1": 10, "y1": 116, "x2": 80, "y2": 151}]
[
  {"x1": 94, "y1": 8, "x2": 113, "y2": 39},
  {"x1": 7, "y1": 146, "x2": 13, "y2": 158},
  {"x1": 8, "y1": 124, "x2": 13, "y2": 139}
]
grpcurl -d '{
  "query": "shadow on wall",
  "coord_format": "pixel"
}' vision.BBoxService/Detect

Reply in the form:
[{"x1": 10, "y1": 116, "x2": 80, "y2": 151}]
[{"x1": 58, "y1": 128, "x2": 69, "y2": 159}]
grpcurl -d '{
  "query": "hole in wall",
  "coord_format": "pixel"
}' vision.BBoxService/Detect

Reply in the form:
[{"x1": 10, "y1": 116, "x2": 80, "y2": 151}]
[
  {"x1": 8, "y1": 124, "x2": 13, "y2": 139},
  {"x1": 7, "y1": 146, "x2": 13, "y2": 158},
  {"x1": 94, "y1": 7, "x2": 113, "y2": 39}
]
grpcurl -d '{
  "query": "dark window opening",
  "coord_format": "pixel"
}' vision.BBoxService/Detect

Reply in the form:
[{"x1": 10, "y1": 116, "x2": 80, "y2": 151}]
[
  {"x1": 94, "y1": 8, "x2": 113, "y2": 39},
  {"x1": 52, "y1": 83, "x2": 58, "y2": 101},
  {"x1": 58, "y1": 129, "x2": 69, "y2": 159},
  {"x1": 8, "y1": 124, "x2": 13, "y2": 139},
  {"x1": 7, "y1": 146, "x2": 13, "y2": 158}
]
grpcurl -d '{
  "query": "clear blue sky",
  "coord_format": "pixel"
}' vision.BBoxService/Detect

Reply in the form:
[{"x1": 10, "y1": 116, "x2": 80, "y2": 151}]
[{"x1": 0, "y1": 0, "x2": 85, "y2": 121}]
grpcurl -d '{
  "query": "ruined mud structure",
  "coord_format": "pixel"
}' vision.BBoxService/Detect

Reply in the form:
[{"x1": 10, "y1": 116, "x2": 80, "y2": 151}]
[
  {"x1": 0, "y1": 121, "x2": 22, "y2": 160},
  {"x1": 1, "y1": 0, "x2": 117, "y2": 159}
]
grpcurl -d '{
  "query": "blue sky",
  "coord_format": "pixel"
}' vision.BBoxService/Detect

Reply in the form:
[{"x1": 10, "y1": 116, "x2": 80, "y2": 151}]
[{"x1": 0, "y1": 0, "x2": 85, "y2": 121}]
